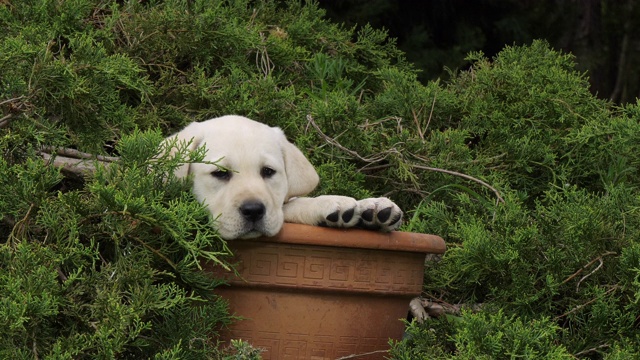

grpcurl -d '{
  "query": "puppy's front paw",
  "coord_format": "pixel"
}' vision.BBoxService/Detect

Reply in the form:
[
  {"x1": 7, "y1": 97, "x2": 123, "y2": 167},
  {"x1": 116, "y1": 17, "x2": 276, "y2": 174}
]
[
  {"x1": 316, "y1": 196, "x2": 360, "y2": 228},
  {"x1": 282, "y1": 195, "x2": 402, "y2": 232},
  {"x1": 355, "y1": 197, "x2": 403, "y2": 231}
]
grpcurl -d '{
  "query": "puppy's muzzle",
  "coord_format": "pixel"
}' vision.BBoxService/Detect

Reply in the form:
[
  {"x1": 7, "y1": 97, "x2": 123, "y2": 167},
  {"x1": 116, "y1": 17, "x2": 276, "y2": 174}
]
[{"x1": 239, "y1": 200, "x2": 266, "y2": 223}]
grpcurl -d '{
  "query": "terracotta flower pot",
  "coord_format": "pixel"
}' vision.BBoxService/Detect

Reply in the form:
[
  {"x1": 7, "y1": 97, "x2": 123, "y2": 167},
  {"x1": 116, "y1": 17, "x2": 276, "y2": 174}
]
[{"x1": 205, "y1": 223, "x2": 446, "y2": 360}]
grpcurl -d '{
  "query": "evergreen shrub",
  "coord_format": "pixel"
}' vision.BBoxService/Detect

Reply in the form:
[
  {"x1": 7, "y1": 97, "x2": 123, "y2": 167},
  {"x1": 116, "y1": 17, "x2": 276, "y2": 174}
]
[{"x1": 1, "y1": 0, "x2": 639, "y2": 358}]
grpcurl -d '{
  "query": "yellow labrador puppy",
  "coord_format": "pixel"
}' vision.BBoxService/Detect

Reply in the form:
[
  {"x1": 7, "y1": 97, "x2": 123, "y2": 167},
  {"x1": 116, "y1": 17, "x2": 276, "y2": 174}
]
[{"x1": 164, "y1": 115, "x2": 402, "y2": 240}]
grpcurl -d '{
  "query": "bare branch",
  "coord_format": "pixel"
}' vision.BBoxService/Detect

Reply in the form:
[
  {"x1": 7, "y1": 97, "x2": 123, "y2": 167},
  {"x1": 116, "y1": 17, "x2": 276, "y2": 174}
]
[
  {"x1": 556, "y1": 285, "x2": 619, "y2": 320},
  {"x1": 40, "y1": 146, "x2": 120, "y2": 163},
  {"x1": 561, "y1": 251, "x2": 616, "y2": 290},
  {"x1": 0, "y1": 114, "x2": 12, "y2": 128},
  {"x1": 425, "y1": 94, "x2": 436, "y2": 136},
  {"x1": 574, "y1": 344, "x2": 610, "y2": 357},
  {"x1": 411, "y1": 106, "x2": 425, "y2": 141},
  {"x1": 0, "y1": 96, "x2": 26, "y2": 107},
  {"x1": 306, "y1": 114, "x2": 390, "y2": 164},
  {"x1": 419, "y1": 298, "x2": 483, "y2": 318},
  {"x1": 0, "y1": 95, "x2": 28, "y2": 128},
  {"x1": 576, "y1": 258, "x2": 603, "y2": 292},
  {"x1": 39, "y1": 152, "x2": 113, "y2": 176},
  {"x1": 306, "y1": 113, "x2": 504, "y2": 203},
  {"x1": 8, "y1": 203, "x2": 35, "y2": 246},
  {"x1": 410, "y1": 164, "x2": 505, "y2": 204}
]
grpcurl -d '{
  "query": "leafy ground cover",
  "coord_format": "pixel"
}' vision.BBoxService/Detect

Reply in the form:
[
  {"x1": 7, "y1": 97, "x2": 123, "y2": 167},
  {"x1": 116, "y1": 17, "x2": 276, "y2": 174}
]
[{"x1": 2, "y1": 1, "x2": 639, "y2": 358}]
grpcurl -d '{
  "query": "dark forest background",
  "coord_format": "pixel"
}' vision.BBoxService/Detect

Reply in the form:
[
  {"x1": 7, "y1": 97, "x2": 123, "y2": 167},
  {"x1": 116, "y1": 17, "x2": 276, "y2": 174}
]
[{"x1": 318, "y1": 0, "x2": 640, "y2": 104}]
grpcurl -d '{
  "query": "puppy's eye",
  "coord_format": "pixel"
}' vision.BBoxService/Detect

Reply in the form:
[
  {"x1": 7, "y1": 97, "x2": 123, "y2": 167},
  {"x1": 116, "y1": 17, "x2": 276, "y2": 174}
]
[
  {"x1": 211, "y1": 169, "x2": 231, "y2": 181},
  {"x1": 261, "y1": 167, "x2": 276, "y2": 178}
]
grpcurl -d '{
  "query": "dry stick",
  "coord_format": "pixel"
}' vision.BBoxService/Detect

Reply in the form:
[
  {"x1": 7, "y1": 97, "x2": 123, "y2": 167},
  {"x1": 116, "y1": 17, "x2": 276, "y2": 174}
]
[
  {"x1": 574, "y1": 343, "x2": 610, "y2": 358},
  {"x1": 449, "y1": 152, "x2": 508, "y2": 166},
  {"x1": 419, "y1": 299, "x2": 483, "y2": 317},
  {"x1": 306, "y1": 114, "x2": 388, "y2": 164},
  {"x1": 38, "y1": 145, "x2": 120, "y2": 176},
  {"x1": 555, "y1": 286, "x2": 619, "y2": 320},
  {"x1": 0, "y1": 96, "x2": 28, "y2": 128},
  {"x1": 32, "y1": 334, "x2": 39, "y2": 360},
  {"x1": 39, "y1": 152, "x2": 114, "y2": 176},
  {"x1": 0, "y1": 96, "x2": 26, "y2": 106},
  {"x1": 335, "y1": 350, "x2": 389, "y2": 360},
  {"x1": 0, "y1": 113, "x2": 12, "y2": 128},
  {"x1": 410, "y1": 164, "x2": 505, "y2": 204},
  {"x1": 307, "y1": 114, "x2": 504, "y2": 203},
  {"x1": 411, "y1": 105, "x2": 425, "y2": 141},
  {"x1": 576, "y1": 258, "x2": 603, "y2": 292},
  {"x1": 56, "y1": 267, "x2": 68, "y2": 282},
  {"x1": 40, "y1": 145, "x2": 120, "y2": 163},
  {"x1": 8, "y1": 203, "x2": 35, "y2": 246},
  {"x1": 560, "y1": 251, "x2": 617, "y2": 290},
  {"x1": 424, "y1": 93, "x2": 437, "y2": 136},
  {"x1": 358, "y1": 116, "x2": 403, "y2": 131}
]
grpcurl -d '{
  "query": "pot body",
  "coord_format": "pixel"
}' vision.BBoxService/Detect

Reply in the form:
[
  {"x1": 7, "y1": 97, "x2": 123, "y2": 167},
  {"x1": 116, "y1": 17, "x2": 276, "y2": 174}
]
[{"x1": 207, "y1": 224, "x2": 446, "y2": 360}]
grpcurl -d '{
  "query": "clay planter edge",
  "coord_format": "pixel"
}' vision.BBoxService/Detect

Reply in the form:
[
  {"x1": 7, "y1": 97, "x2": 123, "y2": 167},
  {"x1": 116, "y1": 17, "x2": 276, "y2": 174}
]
[{"x1": 204, "y1": 223, "x2": 446, "y2": 360}]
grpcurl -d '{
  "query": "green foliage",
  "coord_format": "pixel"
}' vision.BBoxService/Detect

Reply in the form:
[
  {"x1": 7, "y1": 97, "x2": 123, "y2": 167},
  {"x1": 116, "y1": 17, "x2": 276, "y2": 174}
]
[
  {"x1": 1, "y1": 130, "x2": 232, "y2": 358},
  {"x1": 216, "y1": 339, "x2": 264, "y2": 360},
  {"x1": 390, "y1": 44, "x2": 640, "y2": 358},
  {"x1": 2, "y1": 0, "x2": 640, "y2": 358},
  {"x1": 392, "y1": 311, "x2": 571, "y2": 359}
]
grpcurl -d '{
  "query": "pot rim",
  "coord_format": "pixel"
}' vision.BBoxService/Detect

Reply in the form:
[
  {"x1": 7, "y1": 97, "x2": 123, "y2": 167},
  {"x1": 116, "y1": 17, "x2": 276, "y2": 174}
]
[{"x1": 237, "y1": 223, "x2": 446, "y2": 254}]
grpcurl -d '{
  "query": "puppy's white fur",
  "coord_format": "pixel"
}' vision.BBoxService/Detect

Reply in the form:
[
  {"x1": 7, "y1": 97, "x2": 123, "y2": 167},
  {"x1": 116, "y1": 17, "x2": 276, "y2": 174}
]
[{"x1": 164, "y1": 115, "x2": 402, "y2": 239}]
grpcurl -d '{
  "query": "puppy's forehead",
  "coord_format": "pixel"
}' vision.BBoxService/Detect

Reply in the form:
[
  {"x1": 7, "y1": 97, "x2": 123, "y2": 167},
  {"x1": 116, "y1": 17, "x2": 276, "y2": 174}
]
[
  {"x1": 204, "y1": 119, "x2": 281, "y2": 144},
  {"x1": 211, "y1": 148, "x2": 284, "y2": 170},
  {"x1": 200, "y1": 121, "x2": 284, "y2": 167}
]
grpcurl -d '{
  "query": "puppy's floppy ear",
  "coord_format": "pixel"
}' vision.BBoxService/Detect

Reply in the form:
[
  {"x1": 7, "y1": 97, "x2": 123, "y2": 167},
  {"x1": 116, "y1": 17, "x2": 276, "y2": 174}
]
[
  {"x1": 277, "y1": 129, "x2": 319, "y2": 200},
  {"x1": 161, "y1": 122, "x2": 204, "y2": 179}
]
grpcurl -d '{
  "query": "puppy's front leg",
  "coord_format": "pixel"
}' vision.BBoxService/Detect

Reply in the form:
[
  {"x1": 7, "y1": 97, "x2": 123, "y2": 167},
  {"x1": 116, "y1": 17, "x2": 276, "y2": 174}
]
[{"x1": 283, "y1": 196, "x2": 403, "y2": 231}]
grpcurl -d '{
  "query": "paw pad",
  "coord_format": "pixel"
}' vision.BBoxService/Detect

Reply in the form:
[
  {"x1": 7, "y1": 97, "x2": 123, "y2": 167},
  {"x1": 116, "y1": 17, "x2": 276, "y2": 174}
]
[
  {"x1": 377, "y1": 207, "x2": 392, "y2": 222},
  {"x1": 326, "y1": 210, "x2": 340, "y2": 223},
  {"x1": 341, "y1": 208, "x2": 355, "y2": 222}
]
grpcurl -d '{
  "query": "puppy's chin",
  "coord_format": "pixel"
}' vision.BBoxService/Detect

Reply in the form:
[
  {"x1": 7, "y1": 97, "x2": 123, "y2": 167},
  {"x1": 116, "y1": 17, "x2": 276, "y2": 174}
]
[
  {"x1": 226, "y1": 225, "x2": 281, "y2": 240},
  {"x1": 237, "y1": 230, "x2": 263, "y2": 239}
]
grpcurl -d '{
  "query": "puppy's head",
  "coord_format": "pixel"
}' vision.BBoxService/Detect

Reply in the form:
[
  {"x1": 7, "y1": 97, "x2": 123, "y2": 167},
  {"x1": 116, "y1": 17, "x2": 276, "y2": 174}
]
[{"x1": 163, "y1": 115, "x2": 318, "y2": 239}]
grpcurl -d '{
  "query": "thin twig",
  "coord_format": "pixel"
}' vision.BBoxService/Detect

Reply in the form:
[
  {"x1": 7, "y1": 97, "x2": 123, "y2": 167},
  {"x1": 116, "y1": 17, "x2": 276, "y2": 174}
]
[
  {"x1": 410, "y1": 163, "x2": 505, "y2": 203},
  {"x1": 358, "y1": 163, "x2": 392, "y2": 173},
  {"x1": 358, "y1": 116, "x2": 403, "y2": 132},
  {"x1": 0, "y1": 113, "x2": 12, "y2": 128},
  {"x1": 424, "y1": 94, "x2": 436, "y2": 136},
  {"x1": 1, "y1": 96, "x2": 23, "y2": 106},
  {"x1": 560, "y1": 251, "x2": 616, "y2": 289},
  {"x1": 411, "y1": 106, "x2": 425, "y2": 141},
  {"x1": 56, "y1": 267, "x2": 68, "y2": 282},
  {"x1": 306, "y1": 114, "x2": 389, "y2": 164},
  {"x1": 335, "y1": 350, "x2": 388, "y2": 360},
  {"x1": 556, "y1": 286, "x2": 619, "y2": 320},
  {"x1": 32, "y1": 333, "x2": 39, "y2": 360},
  {"x1": 576, "y1": 258, "x2": 603, "y2": 292},
  {"x1": 573, "y1": 343, "x2": 610, "y2": 357},
  {"x1": 9, "y1": 203, "x2": 35, "y2": 246},
  {"x1": 307, "y1": 113, "x2": 504, "y2": 203},
  {"x1": 449, "y1": 152, "x2": 508, "y2": 166}
]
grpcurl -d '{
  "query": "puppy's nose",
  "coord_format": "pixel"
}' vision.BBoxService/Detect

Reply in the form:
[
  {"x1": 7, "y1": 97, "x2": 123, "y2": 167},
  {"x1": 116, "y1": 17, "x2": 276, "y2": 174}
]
[{"x1": 239, "y1": 201, "x2": 266, "y2": 222}]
